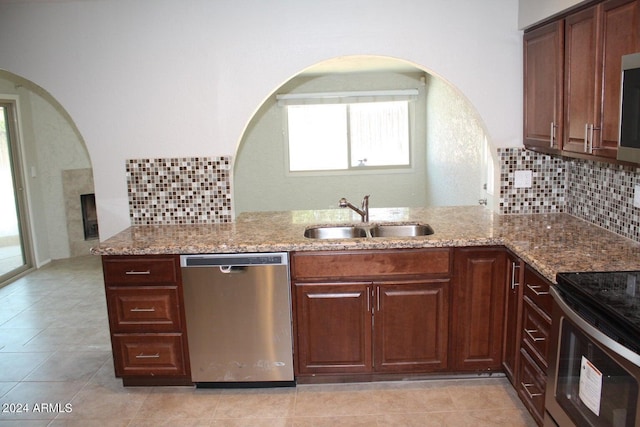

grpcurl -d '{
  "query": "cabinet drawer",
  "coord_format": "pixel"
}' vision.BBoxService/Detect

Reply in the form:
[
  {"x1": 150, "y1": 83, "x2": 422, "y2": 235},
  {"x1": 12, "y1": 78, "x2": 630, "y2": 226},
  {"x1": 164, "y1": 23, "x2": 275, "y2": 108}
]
[
  {"x1": 523, "y1": 266, "x2": 552, "y2": 315},
  {"x1": 103, "y1": 256, "x2": 179, "y2": 285},
  {"x1": 518, "y1": 348, "x2": 546, "y2": 426},
  {"x1": 521, "y1": 298, "x2": 551, "y2": 369},
  {"x1": 112, "y1": 334, "x2": 186, "y2": 377},
  {"x1": 107, "y1": 287, "x2": 181, "y2": 332},
  {"x1": 291, "y1": 249, "x2": 451, "y2": 280}
]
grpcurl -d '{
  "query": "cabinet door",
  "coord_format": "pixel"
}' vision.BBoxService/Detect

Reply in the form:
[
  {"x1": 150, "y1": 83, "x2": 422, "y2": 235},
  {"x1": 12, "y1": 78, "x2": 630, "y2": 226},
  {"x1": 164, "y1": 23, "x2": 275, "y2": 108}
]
[
  {"x1": 524, "y1": 21, "x2": 564, "y2": 151},
  {"x1": 596, "y1": 0, "x2": 640, "y2": 158},
  {"x1": 502, "y1": 253, "x2": 523, "y2": 386},
  {"x1": 294, "y1": 282, "x2": 372, "y2": 375},
  {"x1": 452, "y1": 248, "x2": 506, "y2": 371},
  {"x1": 564, "y1": 5, "x2": 599, "y2": 155},
  {"x1": 373, "y1": 280, "x2": 449, "y2": 373}
]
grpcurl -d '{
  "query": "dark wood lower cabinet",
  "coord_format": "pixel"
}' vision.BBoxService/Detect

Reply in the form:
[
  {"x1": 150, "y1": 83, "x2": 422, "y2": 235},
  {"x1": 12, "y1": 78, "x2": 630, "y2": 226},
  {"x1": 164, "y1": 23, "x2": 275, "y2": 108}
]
[
  {"x1": 294, "y1": 282, "x2": 372, "y2": 375},
  {"x1": 452, "y1": 247, "x2": 507, "y2": 372},
  {"x1": 518, "y1": 347, "x2": 547, "y2": 425},
  {"x1": 374, "y1": 280, "x2": 449, "y2": 373},
  {"x1": 292, "y1": 248, "x2": 513, "y2": 378},
  {"x1": 102, "y1": 255, "x2": 191, "y2": 386},
  {"x1": 291, "y1": 249, "x2": 453, "y2": 377},
  {"x1": 101, "y1": 247, "x2": 554, "y2": 427},
  {"x1": 502, "y1": 252, "x2": 524, "y2": 385},
  {"x1": 518, "y1": 265, "x2": 553, "y2": 426},
  {"x1": 293, "y1": 279, "x2": 450, "y2": 376}
]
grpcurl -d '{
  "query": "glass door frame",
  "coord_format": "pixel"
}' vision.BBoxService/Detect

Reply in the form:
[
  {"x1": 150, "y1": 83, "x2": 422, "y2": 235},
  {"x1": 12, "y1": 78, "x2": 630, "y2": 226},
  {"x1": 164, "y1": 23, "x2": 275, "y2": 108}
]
[{"x1": 0, "y1": 97, "x2": 34, "y2": 285}]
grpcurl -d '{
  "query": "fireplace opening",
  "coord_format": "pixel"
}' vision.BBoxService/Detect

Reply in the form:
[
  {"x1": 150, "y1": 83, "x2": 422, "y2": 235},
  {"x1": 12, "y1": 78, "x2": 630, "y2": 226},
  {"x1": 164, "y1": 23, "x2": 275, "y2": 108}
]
[{"x1": 81, "y1": 193, "x2": 99, "y2": 240}]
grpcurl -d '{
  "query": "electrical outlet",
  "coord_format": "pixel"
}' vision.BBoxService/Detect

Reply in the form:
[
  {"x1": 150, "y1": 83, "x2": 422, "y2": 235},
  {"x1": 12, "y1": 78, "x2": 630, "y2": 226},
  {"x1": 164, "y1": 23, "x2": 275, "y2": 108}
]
[
  {"x1": 514, "y1": 170, "x2": 532, "y2": 189},
  {"x1": 634, "y1": 185, "x2": 640, "y2": 208}
]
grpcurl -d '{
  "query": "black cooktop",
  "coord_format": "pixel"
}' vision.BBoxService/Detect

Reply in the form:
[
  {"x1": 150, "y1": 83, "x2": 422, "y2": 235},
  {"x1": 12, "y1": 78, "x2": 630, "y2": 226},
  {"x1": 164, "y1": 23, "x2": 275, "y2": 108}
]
[{"x1": 556, "y1": 271, "x2": 640, "y2": 353}]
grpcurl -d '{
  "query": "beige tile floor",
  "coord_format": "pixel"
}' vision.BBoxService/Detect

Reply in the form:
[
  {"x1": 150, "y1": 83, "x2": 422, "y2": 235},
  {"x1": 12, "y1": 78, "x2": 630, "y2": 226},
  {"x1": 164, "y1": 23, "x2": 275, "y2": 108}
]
[{"x1": 0, "y1": 255, "x2": 537, "y2": 426}]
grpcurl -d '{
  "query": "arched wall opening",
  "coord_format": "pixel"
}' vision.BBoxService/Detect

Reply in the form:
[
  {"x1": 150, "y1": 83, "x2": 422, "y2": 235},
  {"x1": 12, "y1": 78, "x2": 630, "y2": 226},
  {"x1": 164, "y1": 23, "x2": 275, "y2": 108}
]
[
  {"x1": 233, "y1": 55, "x2": 497, "y2": 215},
  {"x1": 0, "y1": 70, "x2": 96, "y2": 268}
]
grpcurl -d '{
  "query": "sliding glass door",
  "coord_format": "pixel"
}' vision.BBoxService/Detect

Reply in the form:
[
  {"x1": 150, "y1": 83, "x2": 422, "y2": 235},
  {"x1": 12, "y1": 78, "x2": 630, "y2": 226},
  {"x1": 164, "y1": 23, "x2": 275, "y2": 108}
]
[{"x1": 0, "y1": 101, "x2": 32, "y2": 283}]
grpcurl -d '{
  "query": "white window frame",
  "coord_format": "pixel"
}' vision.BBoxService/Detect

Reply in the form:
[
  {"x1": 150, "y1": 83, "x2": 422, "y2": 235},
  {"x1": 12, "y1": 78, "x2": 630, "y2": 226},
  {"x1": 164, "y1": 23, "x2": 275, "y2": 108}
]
[{"x1": 278, "y1": 89, "x2": 417, "y2": 175}]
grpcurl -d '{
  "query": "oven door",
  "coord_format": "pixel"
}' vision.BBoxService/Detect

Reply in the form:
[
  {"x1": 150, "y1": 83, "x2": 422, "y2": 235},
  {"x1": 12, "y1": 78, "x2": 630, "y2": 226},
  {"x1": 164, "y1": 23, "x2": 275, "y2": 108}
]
[{"x1": 545, "y1": 287, "x2": 640, "y2": 427}]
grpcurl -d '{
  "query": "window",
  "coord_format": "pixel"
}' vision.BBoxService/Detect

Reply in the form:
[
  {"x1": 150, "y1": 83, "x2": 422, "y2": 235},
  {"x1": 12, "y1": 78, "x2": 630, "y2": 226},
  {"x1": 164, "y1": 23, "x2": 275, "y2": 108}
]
[{"x1": 279, "y1": 90, "x2": 415, "y2": 172}]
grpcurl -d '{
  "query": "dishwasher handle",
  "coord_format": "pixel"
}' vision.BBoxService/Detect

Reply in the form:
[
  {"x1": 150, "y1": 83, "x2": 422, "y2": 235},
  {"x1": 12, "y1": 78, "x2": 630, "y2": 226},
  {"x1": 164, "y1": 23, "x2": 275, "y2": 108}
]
[
  {"x1": 219, "y1": 266, "x2": 246, "y2": 274},
  {"x1": 180, "y1": 253, "x2": 288, "y2": 268}
]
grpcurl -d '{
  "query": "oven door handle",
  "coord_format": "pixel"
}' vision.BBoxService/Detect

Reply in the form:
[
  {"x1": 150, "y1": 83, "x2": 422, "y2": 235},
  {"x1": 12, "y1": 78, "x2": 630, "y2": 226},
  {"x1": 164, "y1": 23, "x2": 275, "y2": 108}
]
[{"x1": 550, "y1": 286, "x2": 640, "y2": 367}]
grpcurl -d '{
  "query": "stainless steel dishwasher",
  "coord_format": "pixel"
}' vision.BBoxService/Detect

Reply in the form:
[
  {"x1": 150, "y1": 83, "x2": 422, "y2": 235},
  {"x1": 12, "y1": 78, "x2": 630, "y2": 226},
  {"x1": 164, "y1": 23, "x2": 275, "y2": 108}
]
[{"x1": 180, "y1": 253, "x2": 294, "y2": 387}]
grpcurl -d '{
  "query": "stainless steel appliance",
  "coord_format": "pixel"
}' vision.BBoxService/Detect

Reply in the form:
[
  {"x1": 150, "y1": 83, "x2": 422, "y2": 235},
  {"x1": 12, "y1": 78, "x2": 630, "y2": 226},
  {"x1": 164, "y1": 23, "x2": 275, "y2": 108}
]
[
  {"x1": 180, "y1": 253, "x2": 294, "y2": 387},
  {"x1": 545, "y1": 271, "x2": 640, "y2": 426},
  {"x1": 617, "y1": 53, "x2": 640, "y2": 164}
]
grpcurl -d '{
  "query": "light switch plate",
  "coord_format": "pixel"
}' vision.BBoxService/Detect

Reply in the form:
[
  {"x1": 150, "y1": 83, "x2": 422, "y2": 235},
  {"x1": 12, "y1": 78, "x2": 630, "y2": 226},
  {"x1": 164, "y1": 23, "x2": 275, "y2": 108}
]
[
  {"x1": 514, "y1": 170, "x2": 532, "y2": 188},
  {"x1": 634, "y1": 185, "x2": 640, "y2": 208}
]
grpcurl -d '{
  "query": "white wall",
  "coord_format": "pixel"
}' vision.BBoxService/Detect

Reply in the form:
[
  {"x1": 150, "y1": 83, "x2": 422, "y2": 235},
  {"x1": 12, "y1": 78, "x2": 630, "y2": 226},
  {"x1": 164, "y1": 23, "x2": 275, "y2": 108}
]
[
  {"x1": 425, "y1": 75, "x2": 487, "y2": 207},
  {"x1": 518, "y1": 0, "x2": 587, "y2": 28},
  {"x1": 0, "y1": 0, "x2": 523, "y2": 239}
]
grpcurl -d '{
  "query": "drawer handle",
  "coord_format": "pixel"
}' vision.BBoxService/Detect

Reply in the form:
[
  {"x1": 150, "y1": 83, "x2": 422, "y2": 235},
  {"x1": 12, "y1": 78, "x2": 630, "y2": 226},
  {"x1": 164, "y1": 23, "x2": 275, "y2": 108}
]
[
  {"x1": 135, "y1": 353, "x2": 160, "y2": 359},
  {"x1": 125, "y1": 270, "x2": 151, "y2": 275},
  {"x1": 521, "y1": 382, "x2": 542, "y2": 398},
  {"x1": 130, "y1": 307, "x2": 156, "y2": 312},
  {"x1": 525, "y1": 328, "x2": 546, "y2": 342},
  {"x1": 527, "y1": 284, "x2": 549, "y2": 296}
]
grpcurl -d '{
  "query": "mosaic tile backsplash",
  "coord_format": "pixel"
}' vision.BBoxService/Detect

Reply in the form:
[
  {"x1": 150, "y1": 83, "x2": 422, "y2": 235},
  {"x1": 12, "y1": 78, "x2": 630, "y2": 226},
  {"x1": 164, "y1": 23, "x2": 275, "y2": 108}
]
[
  {"x1": 125, "y1": 151, "x2": 640, "y2": 243},
  {"x1": 565, "y1": 158, "x2": 640, "y2": 241},
  {"x1": 126, "y1": 157, "x2": 232, "y2": 225},
  {"x1": 499, "y1": 147, "x2": 640, "y2": 243},
  {"x1": 498, "y1": 148, "x2": 565, "y2": 214}
]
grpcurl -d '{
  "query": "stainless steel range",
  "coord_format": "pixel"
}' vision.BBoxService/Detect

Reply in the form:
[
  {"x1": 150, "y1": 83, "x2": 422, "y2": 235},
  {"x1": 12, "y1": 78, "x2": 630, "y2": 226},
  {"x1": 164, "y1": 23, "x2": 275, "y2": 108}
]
[{"x1": 545, "y1": 271, "x2": 640, "y2": 427}]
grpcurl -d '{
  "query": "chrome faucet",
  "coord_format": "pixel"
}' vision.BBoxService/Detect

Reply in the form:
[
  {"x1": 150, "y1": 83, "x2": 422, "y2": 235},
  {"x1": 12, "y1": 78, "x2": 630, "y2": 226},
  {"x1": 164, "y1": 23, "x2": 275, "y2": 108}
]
[{"x1": 339, "y1": 195, "x2": 370, "y2": 222}]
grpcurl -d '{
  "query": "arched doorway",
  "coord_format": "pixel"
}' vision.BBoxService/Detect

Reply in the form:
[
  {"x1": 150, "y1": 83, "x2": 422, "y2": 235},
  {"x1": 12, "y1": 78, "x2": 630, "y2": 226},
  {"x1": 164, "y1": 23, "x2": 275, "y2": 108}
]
[{"x1": 0, "y1": 70, "x2": 96, "y2": 284}]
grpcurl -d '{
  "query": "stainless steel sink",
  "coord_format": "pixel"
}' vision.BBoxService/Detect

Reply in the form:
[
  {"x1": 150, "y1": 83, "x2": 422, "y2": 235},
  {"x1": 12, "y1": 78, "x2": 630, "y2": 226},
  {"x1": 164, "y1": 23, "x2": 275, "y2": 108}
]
[
  {"x1": 369, "y1": 223, "x2": 434, "y2": 237},
  {"x1": 303, "y1": 223, "x2": 434, "y2": 239},
  {"x1": 304, "y1": 226, "x2": 368, "y2": 239}
]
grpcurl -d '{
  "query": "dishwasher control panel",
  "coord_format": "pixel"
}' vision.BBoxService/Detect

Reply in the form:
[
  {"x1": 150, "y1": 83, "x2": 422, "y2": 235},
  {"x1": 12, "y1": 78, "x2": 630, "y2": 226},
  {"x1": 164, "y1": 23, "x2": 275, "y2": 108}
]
[{"x1": 180, "y1": 253, "x2": 288, "y2": 267}]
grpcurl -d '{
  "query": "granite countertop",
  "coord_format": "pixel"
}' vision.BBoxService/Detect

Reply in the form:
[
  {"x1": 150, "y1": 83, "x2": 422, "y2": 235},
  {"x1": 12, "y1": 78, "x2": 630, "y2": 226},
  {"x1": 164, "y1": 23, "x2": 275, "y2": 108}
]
[{"x1": 91, "y1": 206, "x2": 640, "y2": 283}]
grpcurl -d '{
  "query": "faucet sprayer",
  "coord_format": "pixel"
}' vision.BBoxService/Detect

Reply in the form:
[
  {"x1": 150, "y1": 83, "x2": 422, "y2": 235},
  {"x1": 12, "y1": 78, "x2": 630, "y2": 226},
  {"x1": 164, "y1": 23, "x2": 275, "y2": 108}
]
[{"x1": 338, "y1": 195, "x2": 370, "y2": 222}]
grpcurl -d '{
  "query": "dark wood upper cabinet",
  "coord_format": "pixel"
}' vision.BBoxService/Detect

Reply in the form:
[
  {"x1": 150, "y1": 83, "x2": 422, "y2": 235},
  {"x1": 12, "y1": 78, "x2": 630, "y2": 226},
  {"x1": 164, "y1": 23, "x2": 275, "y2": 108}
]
[
  {"x1": 599, "y1": 0, "x2": 640, "y2": 155},
  {"x1": 524, "y1": 20, "x2": 564, "y2": 152},
  {"x1": 525, "y1": 0, "x2": 640, "y2": 163},
  {"x1": 563, "y1": 5, "x2": 600, "y2": 155}
]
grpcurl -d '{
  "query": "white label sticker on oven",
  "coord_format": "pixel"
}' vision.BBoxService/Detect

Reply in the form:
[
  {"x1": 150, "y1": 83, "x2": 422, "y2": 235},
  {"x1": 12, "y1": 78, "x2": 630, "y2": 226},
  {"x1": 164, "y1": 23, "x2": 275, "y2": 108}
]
[{"x1": 579, "y1": 356, "x2": 603, "y2": 416}]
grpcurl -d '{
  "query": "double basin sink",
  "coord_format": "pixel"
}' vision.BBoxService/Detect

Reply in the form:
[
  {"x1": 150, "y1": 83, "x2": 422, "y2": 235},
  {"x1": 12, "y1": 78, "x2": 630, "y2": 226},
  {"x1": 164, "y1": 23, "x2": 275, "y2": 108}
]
[{"x1": 304, "y1": 223, "x2": 434, "y2": 239}]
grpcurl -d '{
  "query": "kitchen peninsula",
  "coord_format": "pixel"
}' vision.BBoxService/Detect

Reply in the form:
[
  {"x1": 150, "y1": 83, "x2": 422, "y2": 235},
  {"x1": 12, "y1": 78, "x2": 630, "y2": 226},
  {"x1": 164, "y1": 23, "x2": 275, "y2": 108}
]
[{"x1": 92, "y1": 205, "x2": 640, "y2": 425}]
